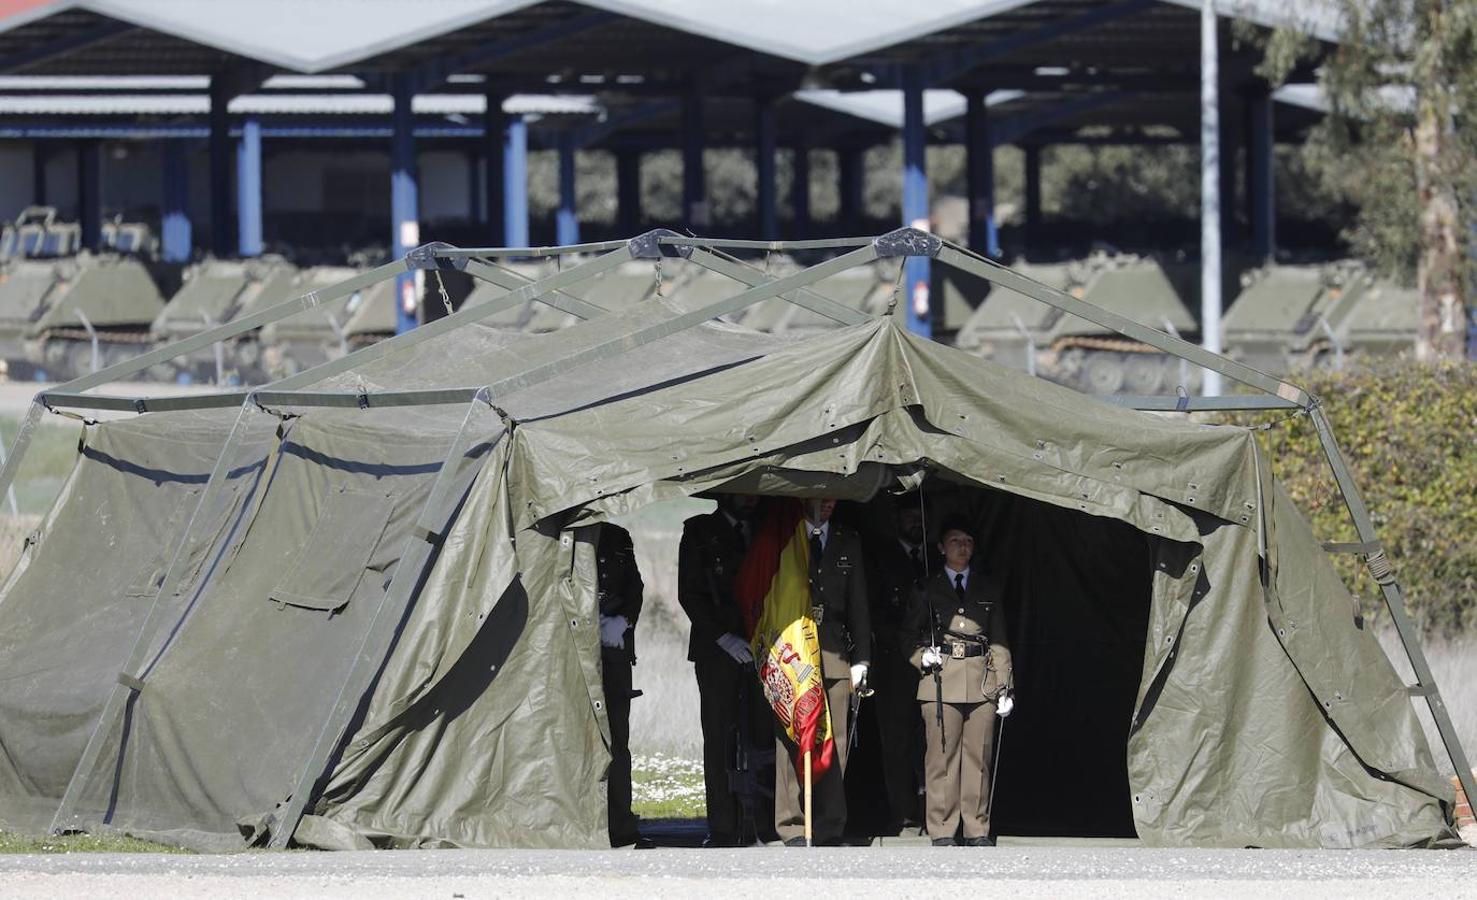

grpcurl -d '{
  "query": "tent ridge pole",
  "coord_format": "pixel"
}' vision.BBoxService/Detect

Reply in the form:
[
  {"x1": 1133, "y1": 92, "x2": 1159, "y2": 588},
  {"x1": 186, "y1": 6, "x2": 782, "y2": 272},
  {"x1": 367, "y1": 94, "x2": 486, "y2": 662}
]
[
  {"x1": 480, "y1": 244, "x2": 881, "y2": 402},
  {"x1": 53, "y1": 260, "x2": 409, "y2": 396},
  {"x1": 461, "y1": 257, "x2": 608, "y2": 320},
  {"x1": 934, "y1": 241, "x2": 1308, "y2": 406},
  {"x1": 683, "y1": 247, "x2": 870, "y2": 326},
  {"x1": 1307, "y1": 405, "x2": 1477, "y2": 813},
  {"x1": 264, "y1": 243, "x2": 638, "y2": 393}
]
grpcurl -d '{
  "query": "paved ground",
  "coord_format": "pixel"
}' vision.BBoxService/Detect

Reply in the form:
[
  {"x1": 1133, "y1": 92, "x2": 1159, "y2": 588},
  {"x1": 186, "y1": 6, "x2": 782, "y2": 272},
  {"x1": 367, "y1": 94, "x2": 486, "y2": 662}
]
[{"x1": 0, "y1": 846, "x2": 1472, "y2": 899}]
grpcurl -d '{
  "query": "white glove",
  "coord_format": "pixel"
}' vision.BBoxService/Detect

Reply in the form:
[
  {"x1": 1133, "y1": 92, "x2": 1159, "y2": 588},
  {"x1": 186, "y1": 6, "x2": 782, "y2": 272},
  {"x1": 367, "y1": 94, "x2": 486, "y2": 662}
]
[
  {"x1": 997, "y1": 692, "x2": 1015, "y2": 718},
  {"x1": 717, "y1": 632, "x2": 754, "y2": 665},
  {"x1": 599, "y1": 614, "x2": 628, "y2": 649},
  {"x1": 920, "y1": 646, "x2": 943, "y2": 672},
  {"x1": 850, "y1": 663, "x2": 869, "y2": 690}
]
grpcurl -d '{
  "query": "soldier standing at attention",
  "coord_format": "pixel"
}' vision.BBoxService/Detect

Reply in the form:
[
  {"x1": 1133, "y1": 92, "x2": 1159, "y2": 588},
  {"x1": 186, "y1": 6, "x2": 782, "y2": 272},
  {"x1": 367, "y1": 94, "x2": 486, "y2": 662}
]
[
  {"x1": 678, "y1": 494, "x2": 761, "y2": 847},
  {"x1": 905, "y1": 517, "x2": 1013, "y2": 847},
  {"x1": 864, "y1": 499, "x2": 929, "y2": 832},
  {"x1": 597, "y1": 522, "x2": 645, "y2": 848},
  {"x1": 775, "y1": 497, "x2": 871, "y2": 846}
]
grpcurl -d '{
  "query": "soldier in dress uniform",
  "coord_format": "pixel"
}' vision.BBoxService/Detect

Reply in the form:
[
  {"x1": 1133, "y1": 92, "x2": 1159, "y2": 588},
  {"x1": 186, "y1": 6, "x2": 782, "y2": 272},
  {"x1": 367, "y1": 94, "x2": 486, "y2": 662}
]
[
  {"x1": 904, "y1": 516, "x2": 1013, "y2": 847},
  {"x1": 677, "y1": 494, "x2": 767, "y2": 847},
  {"x1": 863, "y1": 499, "x2": 931, "y2": 832},
  {"x1": 775, "y1": 497, "x2": 871, "y2": 846},
  {"x1": 596, "y1": 522, "x2": 645, "y2": 847}
]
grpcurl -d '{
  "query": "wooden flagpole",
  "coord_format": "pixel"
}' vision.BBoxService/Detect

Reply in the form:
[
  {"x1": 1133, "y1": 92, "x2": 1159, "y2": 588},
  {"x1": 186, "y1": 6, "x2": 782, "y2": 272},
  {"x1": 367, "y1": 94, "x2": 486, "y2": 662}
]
[{"x1": 803, "y1": 749, "x2": 813, "y2": 847}]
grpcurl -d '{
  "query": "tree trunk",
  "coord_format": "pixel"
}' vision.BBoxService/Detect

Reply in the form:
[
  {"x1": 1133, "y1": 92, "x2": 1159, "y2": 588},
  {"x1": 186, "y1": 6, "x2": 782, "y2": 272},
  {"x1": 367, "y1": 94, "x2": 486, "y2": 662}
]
[{"x1": 1413, "y1": 2, "x2": 1467, "y2": 361}]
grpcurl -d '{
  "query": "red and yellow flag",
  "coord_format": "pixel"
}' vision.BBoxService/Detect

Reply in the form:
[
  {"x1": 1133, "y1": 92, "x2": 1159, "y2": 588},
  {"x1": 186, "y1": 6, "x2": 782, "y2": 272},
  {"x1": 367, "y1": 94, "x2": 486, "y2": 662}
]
[{"x1": 735, "y1": 499, "x2": 834, "y2": 779}]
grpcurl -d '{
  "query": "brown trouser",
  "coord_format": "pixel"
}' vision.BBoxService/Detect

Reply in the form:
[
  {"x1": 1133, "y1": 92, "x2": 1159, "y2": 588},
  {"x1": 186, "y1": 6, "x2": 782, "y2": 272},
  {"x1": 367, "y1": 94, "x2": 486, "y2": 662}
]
[
  {"x1": 920, "y1": 699, "x2": 996, "y2": 840},
  {"x1": 775, "y1": 676, "x2": 851, "y2": 843}
]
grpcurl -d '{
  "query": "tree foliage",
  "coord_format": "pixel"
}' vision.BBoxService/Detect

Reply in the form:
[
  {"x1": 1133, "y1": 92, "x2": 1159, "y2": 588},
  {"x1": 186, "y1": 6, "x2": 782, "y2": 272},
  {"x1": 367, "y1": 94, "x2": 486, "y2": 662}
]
[
  {"x1": 1253, "y1": 0, "x2": 1477, "y2": 358},
  {"x1": 1243, "y1": 361, "x2": 1477, "y2": 636}
]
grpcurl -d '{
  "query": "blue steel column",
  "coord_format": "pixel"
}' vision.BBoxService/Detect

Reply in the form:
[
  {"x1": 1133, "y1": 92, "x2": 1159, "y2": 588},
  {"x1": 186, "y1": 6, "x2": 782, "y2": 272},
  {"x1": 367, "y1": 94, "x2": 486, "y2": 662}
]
[
  {"x1": 503, "y1": 114, "x2": 529, "y2": 247},
  {"x1": 965, "y1": 89, "x2": 999, "y2": 258},
  {"x1": 681, "y1": 84, "x2": 707, "y2": 230},
  {"x1": 556, "y1": 132, "x2": 580, "y2": 245},
  {"x1": 77, "y1": 141, "x2": 101, "y2": 252},
  {"x1": 790, "y1": 136, "x2": 811, "y2": 239},
  {"x1": 1247, "y1": 89, "x2": 1275, "y2": 261},
  {"x1": 161, "y1": 139, "x2": 192, "y2": 262},
  {"x1": 483, "y1": 91, "x2": 506, "y2": 245},
  {"x1": 754, "y1": 99, "x2": 778, "y2": 240},
  {"x1": 208, "y1": 76, "x2": 232, "y2": 256},
  {"x1": 235, "y1": 119, "x2": 263, "y2": 257},
  {"x1": 391, "y1": 75, "x2": 420, "y2": 333},
  {"x1": 616, "y1": 148, "x2": 641, "y2": 236},
  {"x1": 901, "y1": 65, "x2": 931, "y2": 339}
]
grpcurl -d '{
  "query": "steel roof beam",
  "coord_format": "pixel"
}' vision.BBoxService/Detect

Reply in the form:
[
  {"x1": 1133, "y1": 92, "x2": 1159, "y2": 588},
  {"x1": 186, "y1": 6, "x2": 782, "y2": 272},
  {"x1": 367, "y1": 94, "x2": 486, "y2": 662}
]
[{"x1": 0, "y1": 19, "x2": 137, "y2": 74}]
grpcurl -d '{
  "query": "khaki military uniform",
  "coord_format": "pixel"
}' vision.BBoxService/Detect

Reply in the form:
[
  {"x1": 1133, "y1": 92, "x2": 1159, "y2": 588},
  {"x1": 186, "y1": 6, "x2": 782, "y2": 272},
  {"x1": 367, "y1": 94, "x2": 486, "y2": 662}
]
[
  {"x1": 774, "y1": 521, "x2": 870, "y2": 845},
  {"x1": 864, "y1": 536, "x2": 928, "y2": 829},
  {"x1": 597, "y1": 524, "x2": 644, "y2": 847},
  {"x1": 904, "y1": 568, "x2": 1011, "y2": 841},
  {"x1": 677, "y1": 508, "x2": 772, "y2": 845}
]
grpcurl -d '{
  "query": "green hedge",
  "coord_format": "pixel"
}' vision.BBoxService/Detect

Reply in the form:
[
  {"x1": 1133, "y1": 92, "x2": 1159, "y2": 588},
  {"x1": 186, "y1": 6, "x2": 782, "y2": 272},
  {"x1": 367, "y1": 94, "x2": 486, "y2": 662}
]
[{"x1": 1241, "y1": 362, "x2": 1477, "y2": 637}]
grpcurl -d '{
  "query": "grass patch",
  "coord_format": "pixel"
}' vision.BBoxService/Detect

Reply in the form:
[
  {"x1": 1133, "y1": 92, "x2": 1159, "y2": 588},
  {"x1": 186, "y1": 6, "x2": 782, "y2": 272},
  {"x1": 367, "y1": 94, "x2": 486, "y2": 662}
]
[
  {"x1": 0, "y1": 415, "x2": 83, "y2": 516},
  {"x1": 632, "y1": 753, "x2": 705, "y2": 820},
  {"x1": 0, "y1": 831, "x2": 188, "y2": 854}
]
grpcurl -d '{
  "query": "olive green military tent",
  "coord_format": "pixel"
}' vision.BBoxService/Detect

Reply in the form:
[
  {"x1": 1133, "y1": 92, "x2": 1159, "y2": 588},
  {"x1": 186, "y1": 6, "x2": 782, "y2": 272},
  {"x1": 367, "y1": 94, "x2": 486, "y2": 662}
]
[{"x1": 0, "y1": 231, "x2": 1465, "y2": 851}]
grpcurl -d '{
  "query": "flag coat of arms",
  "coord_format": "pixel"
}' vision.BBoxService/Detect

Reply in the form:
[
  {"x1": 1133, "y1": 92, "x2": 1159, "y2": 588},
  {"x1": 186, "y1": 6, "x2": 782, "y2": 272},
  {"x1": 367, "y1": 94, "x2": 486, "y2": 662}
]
[{"x1": 736, "y1": 499, "x2": 835, "y2": 778}]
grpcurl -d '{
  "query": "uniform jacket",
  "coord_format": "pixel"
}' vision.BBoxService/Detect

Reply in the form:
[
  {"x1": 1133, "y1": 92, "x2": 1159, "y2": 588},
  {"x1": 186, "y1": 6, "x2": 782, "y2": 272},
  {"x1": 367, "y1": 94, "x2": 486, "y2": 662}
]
[
  {"x1": 597, "y1": 524, "x2": 644, "y2": 660},
  {"x1": 904, "y1": 568, "x2": 1011, "y2": 704},
  {"x1": 677, "y1": 510, "x2": 749, "y2": 663},
  {"x1": 865, "y1": 537, "x2": 928, "y2": 668},
  {"x1": 808, "y1": 523, "x2": 871, "y2": 673}
]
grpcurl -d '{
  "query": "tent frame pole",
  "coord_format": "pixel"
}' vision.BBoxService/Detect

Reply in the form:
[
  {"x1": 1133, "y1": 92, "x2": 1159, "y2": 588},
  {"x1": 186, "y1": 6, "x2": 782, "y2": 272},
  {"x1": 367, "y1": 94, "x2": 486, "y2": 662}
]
[
  {"x1": 1309, "y1": 405, "x2": 1477, "y2": 813},
  {"x1": 49, "y1": 399, "x2": 262, "y2": 835},
  {"x1": 266, "y1": 390, "x2": 500, "y2": 849},
  {"x1": 43, "y1": 243, "x2": 649, "y2": 837},
  {"x1": 258, "y1": 244, "x2": 888, "y2": 846}
]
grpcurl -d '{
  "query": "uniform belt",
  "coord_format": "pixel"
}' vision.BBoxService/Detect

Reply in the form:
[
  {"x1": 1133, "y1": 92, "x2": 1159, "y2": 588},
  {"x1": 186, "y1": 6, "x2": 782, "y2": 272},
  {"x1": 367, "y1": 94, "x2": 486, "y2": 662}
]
[{"x1": 948, "y1": 641, "x2": 986, "y2": 659}]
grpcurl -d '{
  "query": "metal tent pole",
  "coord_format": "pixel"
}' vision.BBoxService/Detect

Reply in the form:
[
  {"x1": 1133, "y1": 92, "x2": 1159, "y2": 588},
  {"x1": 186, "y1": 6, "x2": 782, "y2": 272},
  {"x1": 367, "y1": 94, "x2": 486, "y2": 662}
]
[
  {"x1": 50, "y1": 400, "x2": 264, "y2": 834},
  {"x1": 266, "y1": 390, "x2": 501, "y2": 848},
  {"x1": 1308, "y1": 406, "x2": 1477, "y2": 817},
  {"x1": 1200, "y1": 0, "x2": 1224, "y2": 396}
]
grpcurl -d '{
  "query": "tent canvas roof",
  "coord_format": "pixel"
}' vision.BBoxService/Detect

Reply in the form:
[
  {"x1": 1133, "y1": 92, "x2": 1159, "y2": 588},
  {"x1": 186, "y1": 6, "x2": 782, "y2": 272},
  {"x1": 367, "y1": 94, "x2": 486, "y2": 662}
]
[{"x1": 0, "y1": 231, "x2": 1463, "y2": 852}]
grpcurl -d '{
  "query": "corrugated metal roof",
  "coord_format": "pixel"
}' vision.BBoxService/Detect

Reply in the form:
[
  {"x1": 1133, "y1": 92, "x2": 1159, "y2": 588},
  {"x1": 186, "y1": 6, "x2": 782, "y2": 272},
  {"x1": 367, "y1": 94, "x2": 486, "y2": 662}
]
[
  {"x1": 793, "y1": 88, "x2": 1024, "y2": 129},
  {"x1": 0, "y1": 1, "x2": 1347, "y2": 75},
  {"x1": 0, "y1": 92, "x2": 600, "y2": 116}
]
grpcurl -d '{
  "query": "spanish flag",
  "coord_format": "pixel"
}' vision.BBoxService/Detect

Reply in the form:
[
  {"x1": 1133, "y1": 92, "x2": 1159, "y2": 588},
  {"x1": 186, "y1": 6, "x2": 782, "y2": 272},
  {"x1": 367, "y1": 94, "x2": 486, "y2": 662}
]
[{"x1": 735, "y1": 499, "x2": 835, "y2": 779}]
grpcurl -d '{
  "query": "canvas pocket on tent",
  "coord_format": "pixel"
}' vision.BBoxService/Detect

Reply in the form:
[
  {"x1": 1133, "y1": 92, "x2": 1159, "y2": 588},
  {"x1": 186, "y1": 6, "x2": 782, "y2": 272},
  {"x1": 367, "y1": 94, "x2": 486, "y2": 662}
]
[{"x1": 269, "y1": 488, "x2": 394, "y2": 615}]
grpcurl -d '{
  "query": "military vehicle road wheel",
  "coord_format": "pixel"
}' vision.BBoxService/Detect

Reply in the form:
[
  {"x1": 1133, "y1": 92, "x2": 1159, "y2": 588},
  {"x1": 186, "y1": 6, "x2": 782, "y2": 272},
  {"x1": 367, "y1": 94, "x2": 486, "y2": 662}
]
[
  {"x1": 1124, "y1": 355, "x2": 1165, "y2": 394},
  {"x1": 1080, "y1": 352, "x2": 1126, "y2": 394}
]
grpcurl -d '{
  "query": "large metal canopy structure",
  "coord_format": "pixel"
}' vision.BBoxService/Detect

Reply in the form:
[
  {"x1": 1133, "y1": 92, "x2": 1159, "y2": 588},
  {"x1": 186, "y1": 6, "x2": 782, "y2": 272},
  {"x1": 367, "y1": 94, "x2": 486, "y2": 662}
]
[
  {"x1": 0, "y1": 1, "x2": 1338, "y2": 293},
  {"x1": 0, "y1": 226, "x2": 1467, "y2": 847}
]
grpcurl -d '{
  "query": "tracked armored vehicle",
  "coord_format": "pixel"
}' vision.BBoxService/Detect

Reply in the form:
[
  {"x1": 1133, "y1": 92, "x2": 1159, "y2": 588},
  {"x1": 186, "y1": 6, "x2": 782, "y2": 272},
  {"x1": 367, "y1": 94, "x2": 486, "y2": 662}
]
[
  {"x1": 1222, "y1": 262, "x2": 1419, "y2": 373},
  {"x1": 151, "y1": 255, "x2": 295, "y2": 383},
  {"x1": 952, "y1": 253, "x2": 1201, "y2": 394}
]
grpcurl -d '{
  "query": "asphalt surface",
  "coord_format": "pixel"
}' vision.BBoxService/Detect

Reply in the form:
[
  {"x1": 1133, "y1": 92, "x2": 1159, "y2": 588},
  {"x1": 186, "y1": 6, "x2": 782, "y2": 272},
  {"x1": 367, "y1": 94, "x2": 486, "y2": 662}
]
[{"x1": 0, "y1": 846, "x2": 1473, "y2": 899}]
